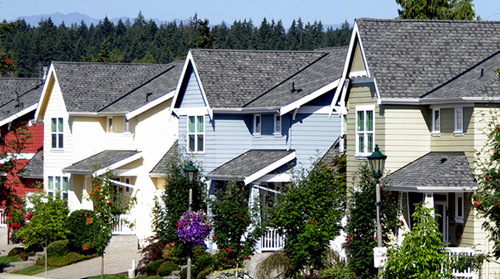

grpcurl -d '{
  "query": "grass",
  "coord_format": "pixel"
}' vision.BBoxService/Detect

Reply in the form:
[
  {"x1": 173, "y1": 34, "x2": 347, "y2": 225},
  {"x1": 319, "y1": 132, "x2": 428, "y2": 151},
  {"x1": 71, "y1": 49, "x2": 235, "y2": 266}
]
[
  {"x1": 11, "y1": 265, "x2": 57, "y2": 275},
  {"x1": 0, "y1": 255, "x2": 23, "y2": 271},
  {"x1": 84, "y1": 275, "x2": 162, "y2": 279}
]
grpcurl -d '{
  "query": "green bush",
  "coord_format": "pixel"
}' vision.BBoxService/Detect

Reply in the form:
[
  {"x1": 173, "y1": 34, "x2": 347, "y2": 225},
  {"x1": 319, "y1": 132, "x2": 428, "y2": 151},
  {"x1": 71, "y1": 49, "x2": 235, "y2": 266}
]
[
  {"x1": 194, "y1": 254, "x2": 215, "y2": 277},
  {"x1": 65, "y1": 209, "x2": 96, "y2": 254},
  {"x1": 145, "y1": 259, "x2": 165, "y2": 276},
  {"x1": 181, "y1": 267, "x2": 187, "y2": 279},
  {"x1": 47, "y1": 240, "x2": 69, "y2": 257},
  {"x1": 8, "y1": 247, "x2": 24, "y2": 257},
  {"x1": 36, "y1": 252, "x2": 96, "y2": 267},
  {"x1": 158, "y1": 260, "x2": 178, "y2": 276}
]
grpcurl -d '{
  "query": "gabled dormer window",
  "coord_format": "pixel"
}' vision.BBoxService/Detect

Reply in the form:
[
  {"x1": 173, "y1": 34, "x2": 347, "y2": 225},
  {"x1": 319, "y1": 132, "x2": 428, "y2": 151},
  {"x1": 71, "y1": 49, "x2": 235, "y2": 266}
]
[
  {"x1": 253, "y1": 114, "x2": 262, "y2": 136},
  {"x1": 454, "y1": 107, "x2": 463, "y2": 136},
  {"x1": 188, "y1": 115, "x2": 204, "y2": 153},
  {"x1": 432, "y1": 109, "x2": 440, "y2": 136},
  {"x1": 51, "y1": 117, "x2": 64, "y2": 149},
  {"x1": 274, "y1": 114, "x2": 282, "y2": 136}
]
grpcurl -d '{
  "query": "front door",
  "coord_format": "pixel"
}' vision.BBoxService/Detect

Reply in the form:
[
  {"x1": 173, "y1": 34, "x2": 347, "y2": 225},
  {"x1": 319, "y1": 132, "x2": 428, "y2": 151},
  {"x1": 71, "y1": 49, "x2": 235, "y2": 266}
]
[{"x1": 434, "y1": 194, "x2": 448, "y2": 244}]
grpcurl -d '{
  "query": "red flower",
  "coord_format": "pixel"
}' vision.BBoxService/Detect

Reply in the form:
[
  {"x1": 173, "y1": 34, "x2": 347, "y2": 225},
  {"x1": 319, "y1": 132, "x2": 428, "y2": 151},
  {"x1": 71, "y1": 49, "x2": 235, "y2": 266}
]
[
  {"x1": 247, "y1": 220, "x2": 252, "y2": 224},
  {"x1": 383, "y1": 194, "x2": 387, "y2": 197},
  {"x1": 84, "y1": 247, "x2": 88, "y2": 251},
  {"x1": 223, "y1": 257, "x2": 227, "y2": 261},
  {"x1": 5, "y1": 58, "x2": 12, "y2": 64},
  {"x1": 212, "y1": 235, "x2": 216, "y2": 239},
  {"x1": 11, "y1": 223, "x2": 21, "y2": 229},
  {"x1": 486, "y1": 177, "x2": 491, "y2": 181},
  {"x1": 108, "y1": 200, "x2": 112, "y2": 204},
  {"x1": 26, "y1": 212, "x2": 33, "y2": 220},
  {"x1": 225, "y1": 248, "x2": 233, "y2": 253},
  {"x1": 475, "y1": 201, "x2": 480, "y2": 208},
  {"x1": 379, "y1": 185, "x2": 382, "y2": 188},
  {"x1": 496, "y1": 202, "x2": 499, "y2": 207},
  {"x1": 95, "y1": 187, "x2": 99, "y2": 192},
  {"x1": 104, "y1": 214, "x2": 108, "y2": 218},
  {"x1": 101, "y1": 196, "x2": 105, "y2": 199},
  {"x1": 400, "y1": 221, "x2": 404, "y2": 226},
  {"x1": 243, "y1": 256, "x2": 248, "y2": 260},
  {"x1": 496, "y1": 126, "x2": 500, "y2": 130},
  {"x1": 89, "y1": 192, "x2": 93, "y2": 196},
  {"x1": 84, "y1": 243, "x2": 88, "y2": 246},
  {"x1": 237, "y1": 214, "x2": 242, "y2": 218},
  {"x1": 311, "y1": 221, "x2": 316, "y2": 225}
]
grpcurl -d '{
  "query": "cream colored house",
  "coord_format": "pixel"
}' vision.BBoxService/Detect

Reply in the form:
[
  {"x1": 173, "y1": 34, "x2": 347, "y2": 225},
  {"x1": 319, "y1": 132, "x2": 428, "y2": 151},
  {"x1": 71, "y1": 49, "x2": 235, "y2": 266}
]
[
  {"x1": 34, "y1": 61, "x2": 182, "y2": 244},
  {"x1": 336, "y1": 19, "x2": 500, "y2": 277}
]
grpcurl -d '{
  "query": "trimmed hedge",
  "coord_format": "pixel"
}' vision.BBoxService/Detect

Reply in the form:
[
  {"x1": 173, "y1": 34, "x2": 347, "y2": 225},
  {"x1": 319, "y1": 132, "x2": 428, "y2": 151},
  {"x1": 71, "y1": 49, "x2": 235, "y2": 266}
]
[
  {"x1": 65, "y1": 209, "x2": 96, "y2": 254},
  {"x1": 36, "y1": 252, "x2": 96, "y2": 267},
  {"x1": 145, "y1": 259, "x2": 165, "y2": 276},
  {"x1": 158, "y1": 260, "x2": 178, "y2": 276},
  {"x1": 47, "y1": 240, "x2": 69, "y2": 257}
]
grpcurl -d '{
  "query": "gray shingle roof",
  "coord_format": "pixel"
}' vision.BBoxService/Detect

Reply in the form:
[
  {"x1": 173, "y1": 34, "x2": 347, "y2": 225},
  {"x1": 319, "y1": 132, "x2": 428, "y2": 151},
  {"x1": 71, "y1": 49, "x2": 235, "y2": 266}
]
[
  {"x1": 150, "y1": 140, "x2": 178, "y2": 176},
  {"x1": 52, "y1": 61, "x2": 182, "y2": 113},
  {"x1": 206, "y1": 149, "x2": 295, "y2": 181},
  {"x1": 0, "y1": 78, "x2": 43, "y2": 123},
  {"x1": 20, "y1": 148, "x2": 43, "y2": 178},
  {"x1": 356, "y1": 18, "x2": 500, "y2": 99},
  {"x1": 422, "y1": 50, "x2": 500, "y2": 99},
  {"x1": 320, "y1": 137, "x2": 342, "y2": 168},
  {"x1": 190, "y1": 49, "x2": 345, "y2": 108},
  {"x1": 385, "y1": 152, "x2": 476, "y2": 189},
  {"x1": 62, "y1": 150, "x2": 141, "y2": 174}
]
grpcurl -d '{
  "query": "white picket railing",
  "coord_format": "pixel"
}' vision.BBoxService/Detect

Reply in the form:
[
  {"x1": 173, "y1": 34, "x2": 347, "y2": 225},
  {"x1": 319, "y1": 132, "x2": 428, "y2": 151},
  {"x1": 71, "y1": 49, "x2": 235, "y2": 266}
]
[
  {"x1": 260, "y1": 228, "x2": 284, "y2": 252},
  {"x1": 112, "y1": 214, "x2": 136, "y2": 235},
  {"x1": 447, "y1": 247, "x2": 476, "y2": 279}
]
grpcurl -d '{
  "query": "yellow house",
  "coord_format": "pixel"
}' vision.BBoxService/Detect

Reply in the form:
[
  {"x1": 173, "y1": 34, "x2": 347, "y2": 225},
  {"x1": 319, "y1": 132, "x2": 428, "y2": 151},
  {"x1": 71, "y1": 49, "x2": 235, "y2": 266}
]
[
  {"x1": 336, "y1": 18, "x2": 500, "y2": 278},
  {"x1": 34, "y1": 61, "x2": 182, "y2": 245}
]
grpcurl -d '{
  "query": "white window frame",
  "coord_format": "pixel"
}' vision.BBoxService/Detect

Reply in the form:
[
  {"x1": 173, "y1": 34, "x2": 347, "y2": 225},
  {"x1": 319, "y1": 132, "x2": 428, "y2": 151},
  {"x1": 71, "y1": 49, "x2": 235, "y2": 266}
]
[
  {"x1": 47, "y1": 175, "x2": 69, "y2": 203},
  {"x1": 253, "y1": 114, "x2": 262, "y2": 136},
  {"x1": 107, "y1": 117, "x2": 113, "y2": 133},
  {"x1": 273, "y1": 114, "x2": 282, "y2": 136},
  {"x1": 455, "y1": 193, "x2": 464, "y2": 223},
  {"x1": 355, "y1": 105, "x2": 375, "y2": 157},
  {"x1": 187, "y1": 115, "x2": 205, "y2": 153},
  {"x1": 124, "y1": 118, "x2": 130, "y2": 133},
  {"x1": 51, "y1": 117, "x2": 64, "y2": 149},
  {"x1": 454, "y1": 107, "x2": 464, "y2": 136},
  {"x1": 432, "y1": 109, "x2": 441, "y2": 136}
]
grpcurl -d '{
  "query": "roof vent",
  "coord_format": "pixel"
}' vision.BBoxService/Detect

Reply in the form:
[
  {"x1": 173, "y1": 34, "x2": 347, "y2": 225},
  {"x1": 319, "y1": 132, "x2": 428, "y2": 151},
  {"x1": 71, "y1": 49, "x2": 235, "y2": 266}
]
[
  {"x1": 291, "y1": 82, "x2": 302, "y2": 93},
  {"x1": 146, "y1": 92, "x2": 153, "y2": 102},
  {"x1": 440, "y1": 158, "x2": 447, "y2": 164},
  {"x1": 480, "y1": 68, "x2": 484, "y2": 78}
]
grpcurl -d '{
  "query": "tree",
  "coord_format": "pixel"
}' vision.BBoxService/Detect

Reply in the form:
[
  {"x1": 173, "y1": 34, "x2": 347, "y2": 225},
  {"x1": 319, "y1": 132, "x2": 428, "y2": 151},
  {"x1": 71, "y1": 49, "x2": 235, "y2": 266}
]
[
  {"x1": 270, "y1": 155, "x2": 347, "y2": 277},
  {"x1": 344, "y1": 163, "x2": 399, "y2": 278},
  {"x1": 396, "y1": 0, "x2": 476, "y2": 20},
  {"x1": 210, "y1": 181, "x2": 264, "y2": 271},
  {"x1": 0, "y1": 21, "x2": 16, "y2": 75},
  {"x1": 384, "y1": 203, "x2": 453, "y2": 279},
  {"x1": 18, "y1": 192, "x2": 69, "y2": 278}
]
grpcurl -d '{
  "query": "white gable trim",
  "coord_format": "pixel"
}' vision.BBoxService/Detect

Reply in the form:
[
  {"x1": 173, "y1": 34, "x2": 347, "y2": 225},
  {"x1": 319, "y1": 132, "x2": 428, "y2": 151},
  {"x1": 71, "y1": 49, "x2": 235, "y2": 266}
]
[
  {"x1": 34, "y1": 63, "x2": 58, "y2": 121},
  {"x1": 109, "y1": 179, "x2": 136, "y2": 189},
  {"x1": 126, "y1": 91, "x2": 174, "y2": 120},
  {"x1": 0, "y1": 103, "x2": 38, "y2": 128},
  {"x1": 243, "y1": 151, "x2": 296, "y2": 185},
  {"x1": 95, "y1": 152, "x2": 143, "y2": 176},
  {"x1": 280, "y1": 79, "x2": 340, "y2": 116},
  {"x1": 171, "y1": 51, "x2": 213, "y2": 119}
]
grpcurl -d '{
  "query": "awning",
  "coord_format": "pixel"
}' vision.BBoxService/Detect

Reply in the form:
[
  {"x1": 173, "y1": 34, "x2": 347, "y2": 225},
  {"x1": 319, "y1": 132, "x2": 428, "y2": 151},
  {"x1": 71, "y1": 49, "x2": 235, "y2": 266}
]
[
  {"x1": 63, "y1": 150, "x2": 142, "y2": 176},
  {"x1": 206, "y1": 149, "x2": 296, "y2": 185},
  {"x1": 385, "y1": 152, "x2": 477, "y2": 193}
]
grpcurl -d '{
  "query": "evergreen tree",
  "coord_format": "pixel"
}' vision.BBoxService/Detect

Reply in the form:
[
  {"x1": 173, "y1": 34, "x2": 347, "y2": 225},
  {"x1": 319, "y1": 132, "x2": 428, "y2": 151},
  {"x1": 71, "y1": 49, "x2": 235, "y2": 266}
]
[{"x1": 396, "y1": 0, "x2": 476, "y2": 20}]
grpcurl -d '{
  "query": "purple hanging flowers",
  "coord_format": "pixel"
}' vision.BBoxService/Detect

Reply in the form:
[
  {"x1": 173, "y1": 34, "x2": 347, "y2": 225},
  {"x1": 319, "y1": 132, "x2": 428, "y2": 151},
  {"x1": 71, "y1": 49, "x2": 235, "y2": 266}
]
[{"x1": 177, "y1": 210, "x2": 212, "y2": 246}]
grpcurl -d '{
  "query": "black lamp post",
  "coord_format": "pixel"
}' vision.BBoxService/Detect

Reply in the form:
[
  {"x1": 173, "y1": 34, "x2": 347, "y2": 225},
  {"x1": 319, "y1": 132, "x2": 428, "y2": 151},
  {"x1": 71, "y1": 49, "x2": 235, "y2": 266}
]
[
  {"x1": 183, "y1": 161, "x2": 198, "y2": 279},
  {"x1": 367, "y1": 144, "x2": 387, "y2": 249}
]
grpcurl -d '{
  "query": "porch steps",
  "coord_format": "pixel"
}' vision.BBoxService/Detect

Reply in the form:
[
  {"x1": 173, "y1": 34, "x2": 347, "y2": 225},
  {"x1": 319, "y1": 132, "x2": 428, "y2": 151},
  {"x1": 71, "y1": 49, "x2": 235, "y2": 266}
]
[
  {"x1": 105, "y1": 235, "x2": 139, "y2": 254},
  {"x1": 4, "y1": 252, "x2": 44, "y2": 273}
]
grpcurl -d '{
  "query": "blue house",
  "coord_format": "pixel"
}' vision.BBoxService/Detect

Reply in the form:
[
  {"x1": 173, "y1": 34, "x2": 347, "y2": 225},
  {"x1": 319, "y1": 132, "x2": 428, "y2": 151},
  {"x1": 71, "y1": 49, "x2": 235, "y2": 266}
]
[{"x1": 171, "y1": 48, "x2": 347, "y2": 251}]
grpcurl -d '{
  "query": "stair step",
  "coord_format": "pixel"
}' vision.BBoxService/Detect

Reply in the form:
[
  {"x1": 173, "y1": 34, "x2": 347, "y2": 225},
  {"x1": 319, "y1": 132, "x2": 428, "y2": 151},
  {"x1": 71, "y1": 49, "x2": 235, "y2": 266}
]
[{"x1": 35, "y1": 252, "x2": 45, "y2": 257}]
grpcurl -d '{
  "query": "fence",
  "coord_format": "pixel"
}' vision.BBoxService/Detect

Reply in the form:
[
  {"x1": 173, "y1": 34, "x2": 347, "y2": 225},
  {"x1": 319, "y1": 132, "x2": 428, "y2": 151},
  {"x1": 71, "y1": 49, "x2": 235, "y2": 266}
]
[
  {"x1": 260, "y1": 228, "x2": 284, "y2": 252},
  {"x1": 112, "y1": 214, "x2": 136, "y2": 235}
]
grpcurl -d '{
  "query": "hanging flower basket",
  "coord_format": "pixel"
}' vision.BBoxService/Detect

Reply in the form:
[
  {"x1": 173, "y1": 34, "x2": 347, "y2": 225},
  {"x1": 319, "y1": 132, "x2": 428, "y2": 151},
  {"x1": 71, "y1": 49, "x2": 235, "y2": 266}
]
[{"x1": 177, "y1": 210, "x2": 212, "y2": 246}]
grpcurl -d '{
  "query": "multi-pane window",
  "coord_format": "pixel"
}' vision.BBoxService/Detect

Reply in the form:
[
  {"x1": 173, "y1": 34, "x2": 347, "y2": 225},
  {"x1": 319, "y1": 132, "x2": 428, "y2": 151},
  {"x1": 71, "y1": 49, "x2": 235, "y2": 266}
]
[
  {"x1": 188, "y1": 115, "x2": 204, "y2": 152},
  {"x1": 274, "y1": 114, "x2": 282, "y2": 135},
  {"x1": 51, "y1": 118, "x2": 63, "y2": 149},
  {"x1": 454, "y1": 107, "x2": 463, "y2": 135},
  {"x1": 455, "y1": 193, "x2": 464, "y2": 223},
  {"x1": 356, "y1": 107, "x2": 374, "y2": 155},
  {"x1": 254, "y1": 114, "x2": 262, "y2": 136},
  {"x1": 48, "y1": 176, "x2": 69, "y2": 203},
  {"x1": 432, "y1": 109, "x2": 441, "y2": 135}
]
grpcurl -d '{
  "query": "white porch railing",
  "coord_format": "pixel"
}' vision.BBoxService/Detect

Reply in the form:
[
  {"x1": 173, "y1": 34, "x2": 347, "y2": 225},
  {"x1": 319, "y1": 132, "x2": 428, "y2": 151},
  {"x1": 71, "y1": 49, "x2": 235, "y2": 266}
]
[
  {"x1": 447, "y1": 247, "x2": 476, "y2": 279},
  {"x1": 260, "y1": 228, "x2": 284, "y2": 252},
  {"x1": 112, "y1": 214, "x2": 136, "y2": 235},
  {"x1": 0, "y1": 210, "x2": 6, "y2": 228}
]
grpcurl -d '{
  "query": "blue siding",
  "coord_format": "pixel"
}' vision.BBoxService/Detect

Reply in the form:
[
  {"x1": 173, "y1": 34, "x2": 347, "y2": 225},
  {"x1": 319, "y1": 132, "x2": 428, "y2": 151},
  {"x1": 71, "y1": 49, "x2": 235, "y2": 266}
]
[
  {"x1": 306, "y1": 89, "x2": 335, "y2": 106},
  {"x1": 178, "y1": 70, "x2": 207, "y2": 109}
]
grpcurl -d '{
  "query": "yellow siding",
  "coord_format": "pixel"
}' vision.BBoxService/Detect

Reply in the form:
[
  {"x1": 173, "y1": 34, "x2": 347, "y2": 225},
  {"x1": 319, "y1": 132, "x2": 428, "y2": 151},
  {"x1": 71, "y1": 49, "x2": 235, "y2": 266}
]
[{"x1": 350, "y1": 41, "x2": 366, "y2": 73}]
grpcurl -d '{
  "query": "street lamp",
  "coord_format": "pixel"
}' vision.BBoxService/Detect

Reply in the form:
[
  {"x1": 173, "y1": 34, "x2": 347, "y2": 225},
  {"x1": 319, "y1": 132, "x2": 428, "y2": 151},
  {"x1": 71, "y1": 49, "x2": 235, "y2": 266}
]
[
  {"x1": 183, "y1": 161, "x2": 198, "y2": 279},
  {"x1": 367, "y1": 144, "x2": 387, "y2": 248}
]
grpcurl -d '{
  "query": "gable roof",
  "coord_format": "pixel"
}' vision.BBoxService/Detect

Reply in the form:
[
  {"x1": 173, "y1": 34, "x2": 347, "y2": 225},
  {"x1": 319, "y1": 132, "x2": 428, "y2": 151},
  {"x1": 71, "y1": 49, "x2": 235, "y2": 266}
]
[
  {"x1": 206, "y1": 149, "x2": 296, "y2": 185},
  {"x1": 150, "y1": 140, "x2": 178, "y2": 177},
  {"x1": 353, "y1": 18, "x2": 500, "y2": 100},
  {"x1": 62, "y1": 150, "x2": 141, "y2": 175},
  {"x1": 20, "y1": 148, "x2": 43, "y2": 179},
  {"x1": 0, "y1": 78, "x2": 43, "y2": 126},
  {"x1": 50, "y1": 61, "x2": 182, "y2": 113},
  {"x1": 177, "y1": 48, "x2": 347, "y2": 110},
  {"x1": 385, "y1": 152, "x2": 476, "y2": 192}
]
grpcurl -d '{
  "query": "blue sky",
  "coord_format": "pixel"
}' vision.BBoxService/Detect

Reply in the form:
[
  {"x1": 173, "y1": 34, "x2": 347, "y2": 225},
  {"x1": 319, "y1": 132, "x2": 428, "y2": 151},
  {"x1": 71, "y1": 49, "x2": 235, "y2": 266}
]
[{"x1": 1, "y1": 0, "x2": 499, "y2": 26}]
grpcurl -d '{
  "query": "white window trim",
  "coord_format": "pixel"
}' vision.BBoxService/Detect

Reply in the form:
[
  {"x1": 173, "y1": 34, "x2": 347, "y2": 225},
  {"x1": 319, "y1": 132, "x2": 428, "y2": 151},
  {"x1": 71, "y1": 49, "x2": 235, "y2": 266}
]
[
  {"x1": 123, "y1": 118, "x2": 131, "y2": 134},
  {"x1": 455, "y1": 193, "x2": 464, "y2": 223},
  {"x1": 253, "y1": 114, "x2": 262, "y2": 137},
  {"x1": 47, "y1": 175, "x2": 69, "y2": 201},
  {"x1": 454, "y1": 107, "x2": 464, "y2": 136},
  {"x1": 107, "y1": 117, "x2": 113, "y2": 133},
  {"x1": 50, "y1": 117, "x2": 64, "y2": 150},
  {"x1": 432, "y1": 109, "x2": 441, "y2": 137},
  {"x1": 355, "y1": 105, "x2": 375, "y2": 157},
  {"x1": 273, "y1": 114, "x2": 282, "y2": 137},
  {"x1": 187, "y1": 115, "x2": 205, "y2": 153}
]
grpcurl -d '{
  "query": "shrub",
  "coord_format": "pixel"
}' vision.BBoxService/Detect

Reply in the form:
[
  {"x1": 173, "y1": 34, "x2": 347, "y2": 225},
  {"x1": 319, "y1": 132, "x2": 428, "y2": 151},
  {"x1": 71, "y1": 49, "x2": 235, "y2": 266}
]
[
  {"x1": 194, "y1": 254, "x2": 216, "y2": 277},
  {"x1": 47, "y1": 240, "x2": 69, "y2": 257},
  {"x1": 192, "y1": 245, "x2": 209, "y2": 263},
  {"x1": 145, "y1": 259, "x2": 165, "y2": 276},
  {"x1": 36, "y1": 251, "x2": 96, "y2": 267},
  {"x1": 181, "y1": 267, "x2": 187, "y2": 279},
  {"x1": 158, "y1": 260, "x2": 178, "y2": 276},
  {"x1": 8, "y1": 247, "x2": 24, "y2": 257},
  {"x1": 65, "y1": 209, "x2": 96, "y2": 254}
]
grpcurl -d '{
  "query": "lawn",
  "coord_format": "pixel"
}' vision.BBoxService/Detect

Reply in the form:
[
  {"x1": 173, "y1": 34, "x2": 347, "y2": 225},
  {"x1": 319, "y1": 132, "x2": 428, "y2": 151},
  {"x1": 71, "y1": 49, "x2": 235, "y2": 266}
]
[
  {"x1": 0, "y1": 255, "x2": 22, "y2": 271},
  {"x1": 84, "y1": 275, "x2": 162, "y2": 279},
  {"x1": 11, "y1": 265, "x2": 57, "y2": 275}
]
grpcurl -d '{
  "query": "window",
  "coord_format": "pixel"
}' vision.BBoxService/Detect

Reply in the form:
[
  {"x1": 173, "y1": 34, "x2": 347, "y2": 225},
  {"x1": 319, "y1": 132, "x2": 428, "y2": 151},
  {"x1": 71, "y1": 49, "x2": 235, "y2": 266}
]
[
  {"x1": 356, "y1": 106, "x2": 374, "y2": 156},
  {"x1": 432, "y1": 109, "x2": 441, "y2": 136},
  {"x1": 188, "y1": 115, "x2": 204, "y2": 153},
  {"x1": 455, "y1": 193, "x2": 464, "y2": 223},
  {"x1": 254, "y1": 114, "x2": 262, "y2": 136},
  {"x1": 51, "y1": 117, "x2": 63, "y2": 149},
  {"x1": 124, "y1": 118, "x2": 130, "y2": 133},
  {"x1": 48, "y1": 176, "x2": 69, "y2": 202},
  {"x1": 454, "y1": 107, "x2": 463, "y2": 135},
  {"x1": 107, "y1": 117, "x2": 113, "y2": 133},
  {"x1": 274, "y1": 114, "x2": 282, "y2": 135}
]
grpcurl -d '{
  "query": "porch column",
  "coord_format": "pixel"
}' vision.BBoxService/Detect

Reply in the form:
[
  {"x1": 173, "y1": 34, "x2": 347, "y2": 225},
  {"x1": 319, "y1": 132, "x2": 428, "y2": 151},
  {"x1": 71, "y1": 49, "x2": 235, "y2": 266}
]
[
  {"x1": 248, "y1": 184, "x2": 262, "y2": 254},
  {"x1": 424, "y1": 193, "x2": 434, "y2": 215}
]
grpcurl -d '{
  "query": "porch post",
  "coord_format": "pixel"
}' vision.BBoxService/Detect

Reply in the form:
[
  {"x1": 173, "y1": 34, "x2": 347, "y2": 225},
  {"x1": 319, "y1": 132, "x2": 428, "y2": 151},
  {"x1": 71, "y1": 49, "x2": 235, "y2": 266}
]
[{"x1": 424, "y1": 193, "x2": 434, "y2": 215}]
